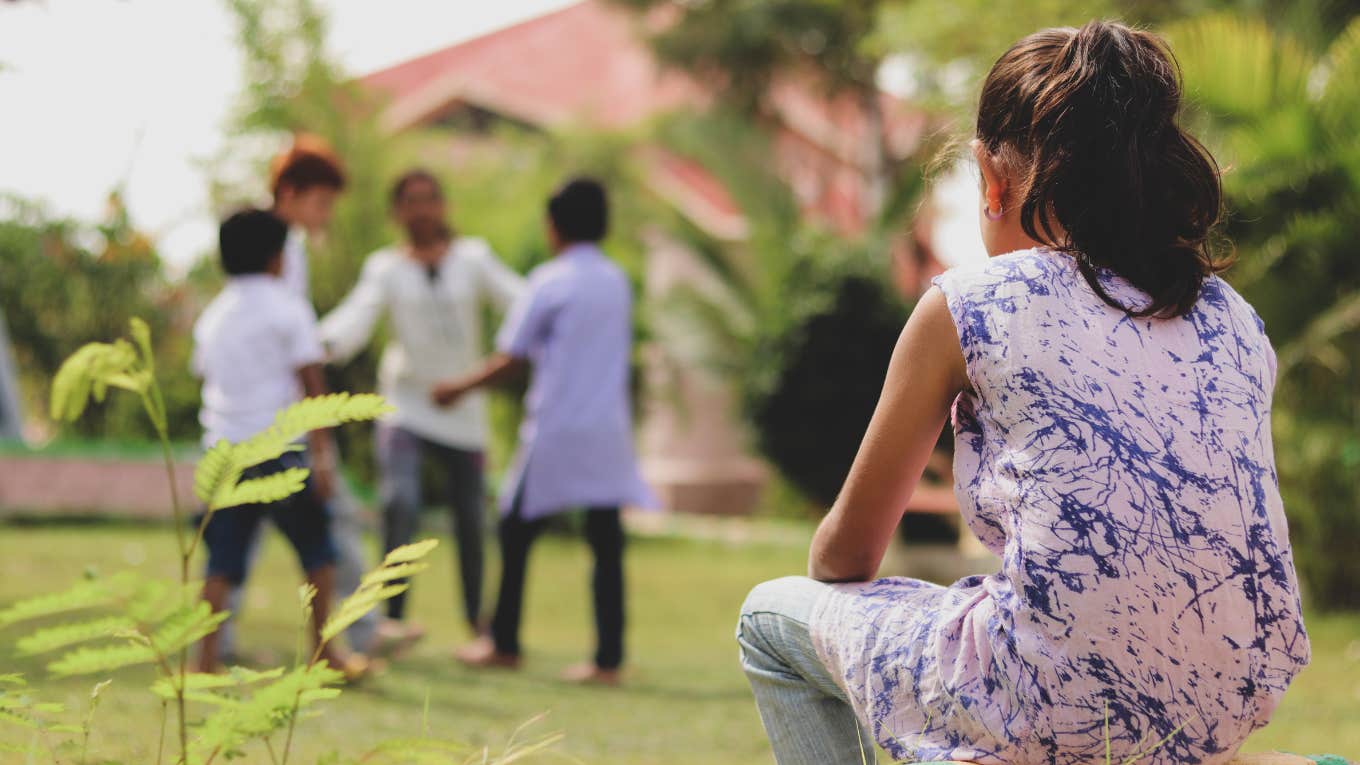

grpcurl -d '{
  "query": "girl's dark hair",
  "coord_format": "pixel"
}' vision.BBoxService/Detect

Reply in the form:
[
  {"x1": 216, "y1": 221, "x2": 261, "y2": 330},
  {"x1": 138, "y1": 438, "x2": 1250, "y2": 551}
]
[{"x1": 976, "y1": 20, "x2": 1227, "y2": 318}]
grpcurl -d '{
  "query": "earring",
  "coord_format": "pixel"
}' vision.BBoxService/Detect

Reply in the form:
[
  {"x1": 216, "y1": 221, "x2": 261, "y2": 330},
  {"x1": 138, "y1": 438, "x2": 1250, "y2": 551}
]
[{"x1": 984, "y1": 201, "x2": 1004, "y2": 221}]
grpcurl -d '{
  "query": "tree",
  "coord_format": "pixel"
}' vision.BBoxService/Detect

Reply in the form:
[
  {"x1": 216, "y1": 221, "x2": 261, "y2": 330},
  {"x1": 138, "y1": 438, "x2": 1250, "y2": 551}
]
[
  {"x1": 1166, "y1": 13, "x2": 1360, "y2": 608},
  {"x1": 609, "y1": 0, "x2": 898, "y2": 219}
]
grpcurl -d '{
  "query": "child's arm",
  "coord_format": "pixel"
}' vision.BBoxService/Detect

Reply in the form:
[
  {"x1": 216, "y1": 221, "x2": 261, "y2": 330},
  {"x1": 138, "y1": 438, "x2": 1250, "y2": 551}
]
[
  {"x1": 298, "y1": 362, "x2": 337, "y2": 501},
  {"x1": 317, "y1": 254, "x2": 387, "y2": 364},
  {"x1": 431, "y1": 353, "x2": 527, "y2": 407},
  {"x1": 431, "y1": 267, "x2": 553, "y2": 408}
]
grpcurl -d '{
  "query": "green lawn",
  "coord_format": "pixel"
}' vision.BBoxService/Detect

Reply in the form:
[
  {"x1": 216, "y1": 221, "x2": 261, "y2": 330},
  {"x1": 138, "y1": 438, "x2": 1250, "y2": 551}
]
[{"x1": 0, "y1": 523, "x2": 1355, "y2": 763}]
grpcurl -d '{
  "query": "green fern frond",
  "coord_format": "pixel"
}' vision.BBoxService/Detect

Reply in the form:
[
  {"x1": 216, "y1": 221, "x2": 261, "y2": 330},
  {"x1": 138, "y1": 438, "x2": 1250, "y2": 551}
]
[
  {"x1": 358, "y1": 562, "x2": 429, "y2": 588},
  {"x1": 191, "y1": 663, "x2": 342, "y2": 759},
  {"x1": 150, "y1": 667, "x2": 286, "y2": 701},
  {"x1": 270, "y1": 393, "x2": 393, "y2": 437},
  {"x1": 194, "y1": 440, "x2": 236, "y2": 505},
  {"x1": 382, "y1": 539, "x2": 440, "y2": 566},
  {"x1": 210, "y1": 468, "x2": 310, "y2": 511},
  {"x1": 124, "y1": 578, "x2": 185, "y2": 624},
  {"x1": 194, "y1": 393, "x2": 392, "y2": 511},
  {"x1": 0, "y1": 572, "x2": 140, "y2": 628},
  {"x1": 0, "y1": 708, "x2": 40, "y2": 730},
  {"x1": 48, "y1": 642, "x2": 157, "y2": 678},
  {"x1": 321, "y1": 539, "x2": 440, "y2": 644},
  {"x1": 321, "y1": 584, "x2": 408, "y2": 644},
  {"x1": 14, "y1": 616, "x2": 137, "y2": 657},
  {"x1": 148, "y1": 602, "x2": 230, "y2": 657}
]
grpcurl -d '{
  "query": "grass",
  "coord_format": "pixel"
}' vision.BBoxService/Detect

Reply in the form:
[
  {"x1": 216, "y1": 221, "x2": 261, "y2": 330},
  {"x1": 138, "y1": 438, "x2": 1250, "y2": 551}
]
[{"x1": 0, "y1": 522, "x2": 1355, "y2": 763}]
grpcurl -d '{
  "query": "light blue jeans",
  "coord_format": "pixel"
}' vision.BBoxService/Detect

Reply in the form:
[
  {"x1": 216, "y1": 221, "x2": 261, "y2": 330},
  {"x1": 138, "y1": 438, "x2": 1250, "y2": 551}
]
[{"x1": 738, "y1": 576, "x2": 877, "y2": 765}]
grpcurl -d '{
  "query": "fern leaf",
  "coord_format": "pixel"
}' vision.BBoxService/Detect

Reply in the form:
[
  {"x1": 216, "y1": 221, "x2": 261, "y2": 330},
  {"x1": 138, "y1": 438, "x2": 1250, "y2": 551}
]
[
  {"x1": 0, "y1": 708, "x2": 39, "y2": 730},
  {"x1": 191, "y1": 663, "x2": 343, "y2": 759},
  {"x1": 14, "y1": 616, "x2": 136, "y2": 657},
  {"x1": 210, "y1": 468, "x2": 310, "y2": 511},
  {"x1": 149, "y1": 602, "x2": 230, "y2": 657},
  {"x1": 125, "y1": 578, "x2": 183, "y2": 624},
  {"x1": 381, "y1": 539, "x2": 440, "y2": 566},
  {"x1": 150, "y1": 667, "x2": 286, "y2": 700},
  {"x1": 321, "y1": 584, "x2": 408, "y2": 644},
  {"x1": 48, "y1": 642, "x2": 157, "y2": 677},
  {"x1": 0, "y1": 572, "x2": 140, "y2": 628},
  {"x1": 194, "y1": 440, "x2": 236, "y2": 505},
  {"x1": 358, "y1": 562, "x2": 429, "y2": 588},
  {"x1": 194, "y1": 393, "x2": 392, "y2": 511}
]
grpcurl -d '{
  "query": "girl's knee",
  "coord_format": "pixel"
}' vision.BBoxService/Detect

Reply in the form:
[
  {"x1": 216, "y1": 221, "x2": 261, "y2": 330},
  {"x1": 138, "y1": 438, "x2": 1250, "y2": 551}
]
[{"x1": 739, "y1": 576, "x2": 826, "y2": 625}]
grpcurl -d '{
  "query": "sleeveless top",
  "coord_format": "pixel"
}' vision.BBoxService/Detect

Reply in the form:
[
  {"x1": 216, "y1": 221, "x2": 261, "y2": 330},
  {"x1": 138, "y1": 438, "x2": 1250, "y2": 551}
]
[{"x1": 810, "y1": 248, "x2": 1310, "y2": 764}]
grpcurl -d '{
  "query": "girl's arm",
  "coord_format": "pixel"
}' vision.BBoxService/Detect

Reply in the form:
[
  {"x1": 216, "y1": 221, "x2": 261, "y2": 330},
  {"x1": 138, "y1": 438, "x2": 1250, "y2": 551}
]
[{"x1": 808, "y1": 286, "x2": 968, "y2": 583}]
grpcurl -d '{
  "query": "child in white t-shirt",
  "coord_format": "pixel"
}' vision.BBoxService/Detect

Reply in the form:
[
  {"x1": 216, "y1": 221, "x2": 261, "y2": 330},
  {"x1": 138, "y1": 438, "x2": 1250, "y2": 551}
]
[{"x1": 192, "y1": 208, "x2": 365, "y2": 678}]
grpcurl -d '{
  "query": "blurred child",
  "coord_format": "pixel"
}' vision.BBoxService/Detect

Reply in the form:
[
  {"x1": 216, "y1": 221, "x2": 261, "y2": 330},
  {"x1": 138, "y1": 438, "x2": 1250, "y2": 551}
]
[{"x1": 193, "y1": 208, "x2": 366, "y2": 678}]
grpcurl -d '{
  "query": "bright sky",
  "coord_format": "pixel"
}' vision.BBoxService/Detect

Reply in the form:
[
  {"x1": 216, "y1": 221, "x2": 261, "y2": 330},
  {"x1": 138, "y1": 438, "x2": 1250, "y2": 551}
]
[{"x1": 0, "y1": 0, "x2": 577, "y2": 272}]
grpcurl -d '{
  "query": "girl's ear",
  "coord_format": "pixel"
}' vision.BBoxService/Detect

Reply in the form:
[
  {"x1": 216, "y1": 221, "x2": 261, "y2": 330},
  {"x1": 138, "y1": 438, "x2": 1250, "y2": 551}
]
[{"x1": 971, "y1": 140, "x2": 1008, "y2": 213}]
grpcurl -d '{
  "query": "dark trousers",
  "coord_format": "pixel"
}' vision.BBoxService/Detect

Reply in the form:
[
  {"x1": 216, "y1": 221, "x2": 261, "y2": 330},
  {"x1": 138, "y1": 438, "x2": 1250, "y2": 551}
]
[
  {"x1": 376, "y1": 425, "x2": 485, "y2": 627},
  {"x1": 491, "y1": 493, "x2": 626, "y2": 669}
]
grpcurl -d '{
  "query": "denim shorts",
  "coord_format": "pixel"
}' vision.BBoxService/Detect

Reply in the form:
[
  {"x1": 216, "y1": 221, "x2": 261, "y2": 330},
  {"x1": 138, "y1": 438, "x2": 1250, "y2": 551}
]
[{"x1": 202, "y1": 450, "x2": 336, "y2": 584}]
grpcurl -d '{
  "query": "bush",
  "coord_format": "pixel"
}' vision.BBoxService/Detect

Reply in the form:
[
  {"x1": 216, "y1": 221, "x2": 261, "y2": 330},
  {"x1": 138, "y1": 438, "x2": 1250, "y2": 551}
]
[{"x1": 743, "y1": 253, "x2": 910, "y2": 509}]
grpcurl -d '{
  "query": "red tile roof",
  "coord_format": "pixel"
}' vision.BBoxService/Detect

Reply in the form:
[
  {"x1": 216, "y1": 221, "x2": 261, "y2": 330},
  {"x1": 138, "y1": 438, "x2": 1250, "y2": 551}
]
[{"x1": 364, "y1": 1, "x2": 705, "y2": 132}]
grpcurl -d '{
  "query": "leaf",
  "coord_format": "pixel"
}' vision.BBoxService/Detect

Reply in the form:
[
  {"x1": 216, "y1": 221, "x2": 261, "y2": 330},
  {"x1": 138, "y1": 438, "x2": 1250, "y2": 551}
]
[
  {"x1": 148, "y1": 601, "x2": 230, "y2": 657},
  {"x1": 196, "y1": 393, "x2": 393, "y2": 510},
  {"x1": 321, "y1": 584, "x2": 408, "y2": 644},
  {"x1": 381, "y1": 539, "x2": 440, "y2": 566},
  {"x1": 191, "y1": 663, "x2": 343, "y2": 760},
  {"x1": 0, "y1": 708, "x2": 40, "y2": 730},
  {"x1": 48, "y1": 344, "x2": 104, "y2": 422},
  {"x1": 1276, "y1": 290, "x2": 1360, "y2": 378},
  {"x1": 48, "y1": 642, "x2": 157, "y2": 678},
  {"x1": 15, "y1": 616, "x2": 137, "y2": 657},
  {"x1": 358, "y1": 562, "x2": 429, "y2": 588},
  {"x1": 209, "y1": 467, "x2": 310, "y2": 511},
  {"x1": 322, "y1": 538, "x2": 440, "y2": 643},
  {"x1": 150, "y1": 667, "x2": 286, "y2": 701},
  {"x1": 0, "y1": 572, "x2": 140, "y2": 628},
  {"x1": 1166, "y1": 13, "x2": 1315, "y2": 120},
  {"x1": 193, "y1": 440, "x2": 236, "y2": 505},
  {"x1": 47, "y1": 338, "x2": 146, "y2": 422}
]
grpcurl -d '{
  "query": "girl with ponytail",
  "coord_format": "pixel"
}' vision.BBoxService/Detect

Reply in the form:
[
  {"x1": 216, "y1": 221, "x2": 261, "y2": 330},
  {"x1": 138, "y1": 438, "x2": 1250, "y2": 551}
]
[{"x1": 737, "y1": 21, "x2": 1309, "y2": 765}]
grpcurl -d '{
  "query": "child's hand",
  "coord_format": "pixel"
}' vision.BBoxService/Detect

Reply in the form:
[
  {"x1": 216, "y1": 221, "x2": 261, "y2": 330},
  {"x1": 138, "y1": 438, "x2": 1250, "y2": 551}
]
[{"x1": 431, "y1": 380, "x2": 468, "y2": 408}]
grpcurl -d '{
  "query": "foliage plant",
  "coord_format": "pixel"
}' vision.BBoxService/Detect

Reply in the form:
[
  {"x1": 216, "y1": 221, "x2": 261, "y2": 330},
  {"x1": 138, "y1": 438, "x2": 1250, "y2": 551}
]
[
  {"x1": 0, "y1": 318, "x2": 457, "y2": 764},
  {"x1": 1167, "y1": 13, "x2": 1360, "y2": 609}
]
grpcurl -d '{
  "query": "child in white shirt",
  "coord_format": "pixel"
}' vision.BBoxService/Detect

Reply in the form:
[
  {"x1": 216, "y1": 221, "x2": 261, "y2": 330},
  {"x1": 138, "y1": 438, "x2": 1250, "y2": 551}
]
[{"x1": 193, "y1": 208, "x2": 365, "y2": 678}]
